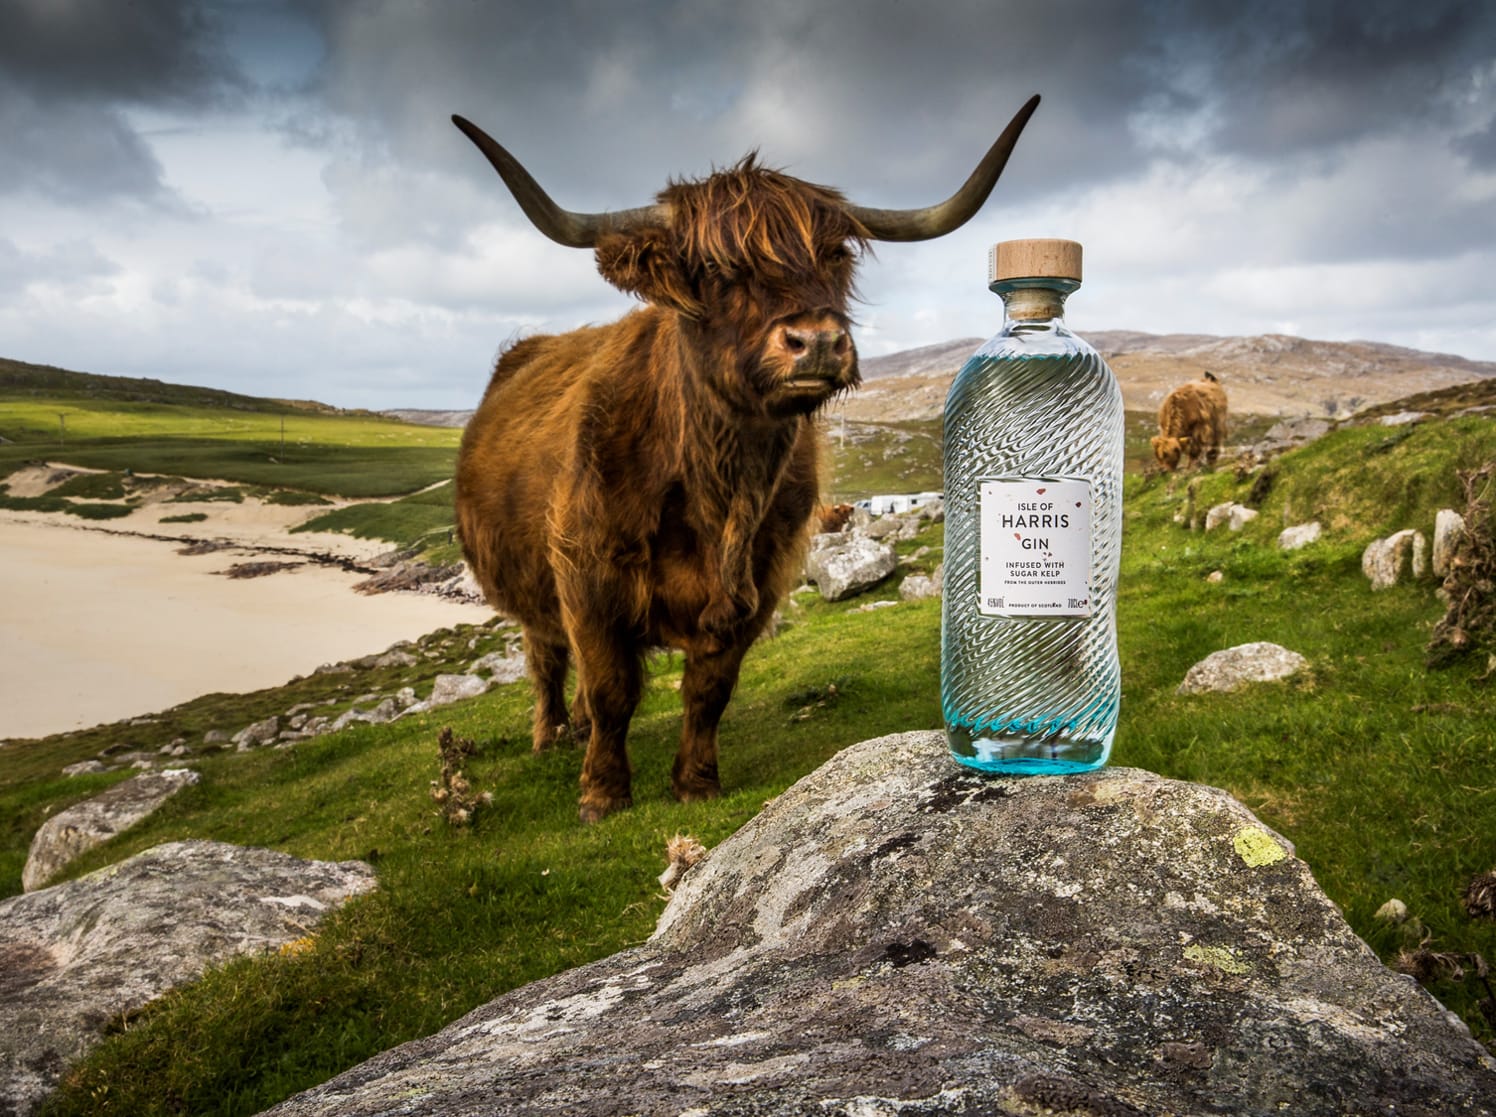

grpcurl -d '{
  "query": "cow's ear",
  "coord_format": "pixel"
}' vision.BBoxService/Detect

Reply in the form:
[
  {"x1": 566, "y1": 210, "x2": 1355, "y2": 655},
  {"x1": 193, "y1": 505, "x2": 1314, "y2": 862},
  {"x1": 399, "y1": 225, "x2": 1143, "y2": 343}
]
[{"x1": 595, "y1": 229, "x2": 700, "y2": 315}]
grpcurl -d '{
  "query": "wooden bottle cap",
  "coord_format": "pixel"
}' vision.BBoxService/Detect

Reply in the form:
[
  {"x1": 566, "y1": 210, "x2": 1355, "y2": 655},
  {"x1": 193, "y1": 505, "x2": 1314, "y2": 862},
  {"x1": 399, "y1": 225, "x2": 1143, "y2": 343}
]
[{"x1": 989, "y1": 238, "x2": 1083, "y2": 283}]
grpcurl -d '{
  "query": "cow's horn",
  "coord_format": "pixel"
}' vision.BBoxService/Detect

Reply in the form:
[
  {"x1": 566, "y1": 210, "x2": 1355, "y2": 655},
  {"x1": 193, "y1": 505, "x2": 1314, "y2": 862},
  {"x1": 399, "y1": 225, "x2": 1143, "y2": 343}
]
[
  {"x1": 453, "y1": 115, "x2": 669, "y2": 248},
  {"x1": 845, "y1": 94, "x2": 1041, "y2": 243}
]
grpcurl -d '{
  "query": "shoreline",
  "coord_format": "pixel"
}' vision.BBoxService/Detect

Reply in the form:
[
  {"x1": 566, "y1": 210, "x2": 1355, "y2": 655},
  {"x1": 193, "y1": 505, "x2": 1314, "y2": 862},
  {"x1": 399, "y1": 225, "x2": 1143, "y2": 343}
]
[{"x1": 0, "y1": 503, "x2": 492, "y2": 742}]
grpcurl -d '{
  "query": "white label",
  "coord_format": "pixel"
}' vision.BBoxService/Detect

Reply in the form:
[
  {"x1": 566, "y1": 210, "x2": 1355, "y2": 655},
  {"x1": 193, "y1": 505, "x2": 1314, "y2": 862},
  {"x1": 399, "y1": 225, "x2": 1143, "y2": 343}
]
[{"x1": 978, "y1": 479, "x2": 1093, "y2": 617}]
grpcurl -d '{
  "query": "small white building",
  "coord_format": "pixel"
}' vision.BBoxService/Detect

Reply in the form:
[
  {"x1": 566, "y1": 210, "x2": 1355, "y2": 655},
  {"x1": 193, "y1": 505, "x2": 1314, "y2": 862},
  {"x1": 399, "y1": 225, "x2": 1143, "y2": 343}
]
[{"x1": 855, "y1": 491, "x2": 943, "y2": 516}]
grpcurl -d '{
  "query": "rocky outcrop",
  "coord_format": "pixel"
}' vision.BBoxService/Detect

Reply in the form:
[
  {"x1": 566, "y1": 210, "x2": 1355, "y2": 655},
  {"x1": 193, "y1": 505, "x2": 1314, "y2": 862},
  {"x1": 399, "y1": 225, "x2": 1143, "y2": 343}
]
[
  {"x1": 21, "y1": 768, "x2": 199, "y2": 891},
  {"x1": 259, "y1": 731, "x2": 1496, "y2": 1117},
  {"x1": 0, "y1": 840, "x2": 377, "y2": 1117},
  {"x1": 1364, "y1": 528, "x2": 1428, "y2": 589},
  {"x1": 1205, "y1": 501, "x2": 1258, "y2": 532},
  {"x1": 1435, "y1": 508, "x2": 1467, "y2": 578},
  {"x1": 804, "y1": 534, "x2": 897, "y2": 601},
  {"x1": 1278, "y1": 520, "x2": 1322, "y2": 550},
  {"x1": 1178, "y1": 641, "x2": 1310, "y2": 694}
]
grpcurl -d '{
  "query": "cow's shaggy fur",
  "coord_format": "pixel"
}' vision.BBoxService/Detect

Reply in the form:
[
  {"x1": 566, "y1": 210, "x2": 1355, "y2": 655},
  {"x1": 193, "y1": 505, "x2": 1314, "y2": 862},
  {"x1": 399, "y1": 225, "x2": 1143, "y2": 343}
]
[
  {"x1": 1152, "y1": 373, "x2": 1228, "y2": 472},
  {"x1": 455, "y1": 161, "x2": 867, "y2": 822}
]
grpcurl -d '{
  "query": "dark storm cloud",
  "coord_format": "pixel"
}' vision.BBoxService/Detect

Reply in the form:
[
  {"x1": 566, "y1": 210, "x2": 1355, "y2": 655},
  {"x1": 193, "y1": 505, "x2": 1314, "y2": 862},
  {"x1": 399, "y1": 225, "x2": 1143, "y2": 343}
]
[
  {"x1": 1142, "y1": 0, "x2": 1496, "y2": 157},
  {"x1": 0, "y1": 0, "x2": 253, "y2": 202},
  {"x1": 304, "y1": 0, "x2": 1493, "y2": 216}
]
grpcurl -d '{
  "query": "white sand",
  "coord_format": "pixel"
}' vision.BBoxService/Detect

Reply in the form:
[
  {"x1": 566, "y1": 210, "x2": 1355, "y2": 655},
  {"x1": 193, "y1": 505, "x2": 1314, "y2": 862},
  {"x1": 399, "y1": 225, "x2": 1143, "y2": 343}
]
[{"x1": 0, "y1": 512, "x2": 492, "y2": 741}]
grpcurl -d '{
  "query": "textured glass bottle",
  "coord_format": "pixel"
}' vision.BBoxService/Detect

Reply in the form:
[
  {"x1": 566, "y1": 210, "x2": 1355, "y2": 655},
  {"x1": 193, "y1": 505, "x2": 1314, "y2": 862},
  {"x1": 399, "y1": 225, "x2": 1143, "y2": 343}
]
[{"x1": 941, "y1": 239, "x2": 1123, "y2": 774}]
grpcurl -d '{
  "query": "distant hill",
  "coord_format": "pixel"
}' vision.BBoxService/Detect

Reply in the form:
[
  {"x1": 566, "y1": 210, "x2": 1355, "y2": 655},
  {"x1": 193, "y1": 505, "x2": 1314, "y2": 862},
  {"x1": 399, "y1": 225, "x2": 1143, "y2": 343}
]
[
  {"x1": 0, "y1": 357, "x2": 354, "y2": 417},
  {"x1": 841, "y1": 331, "x2": 1496, "y2": 422}
]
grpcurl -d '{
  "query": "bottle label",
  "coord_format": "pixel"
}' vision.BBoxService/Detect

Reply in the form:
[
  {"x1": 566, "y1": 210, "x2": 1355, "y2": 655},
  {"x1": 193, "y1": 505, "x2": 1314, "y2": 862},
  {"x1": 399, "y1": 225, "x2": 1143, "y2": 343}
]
[{"x1": 978, "y1": 479, "x2": 1093, "y2": 617}]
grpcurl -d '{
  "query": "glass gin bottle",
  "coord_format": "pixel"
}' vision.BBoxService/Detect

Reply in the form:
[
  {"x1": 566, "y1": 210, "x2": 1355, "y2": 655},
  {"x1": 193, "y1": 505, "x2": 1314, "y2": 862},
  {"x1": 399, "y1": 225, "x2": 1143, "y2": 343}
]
[{"x1": 941, "y1": 239, "x2": 1123, "y2": 774}]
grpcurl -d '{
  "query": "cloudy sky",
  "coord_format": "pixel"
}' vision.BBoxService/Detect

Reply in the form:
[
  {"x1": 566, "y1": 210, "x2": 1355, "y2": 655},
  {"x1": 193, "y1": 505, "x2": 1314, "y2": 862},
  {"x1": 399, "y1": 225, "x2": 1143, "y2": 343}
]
[{"x1": 1, "y1": 0, "x2": 1493, "y2": 410}]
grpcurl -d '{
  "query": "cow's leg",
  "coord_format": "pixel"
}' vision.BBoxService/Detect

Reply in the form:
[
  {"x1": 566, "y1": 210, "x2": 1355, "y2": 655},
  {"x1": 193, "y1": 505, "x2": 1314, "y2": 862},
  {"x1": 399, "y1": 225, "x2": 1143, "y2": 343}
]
[
  {"x1": 572, "y1": 627, "x2": 643, "y2": 823},
  {"x1": 524, "y1": 630, "x2": 570, "y2": 753},
  {"x1": 673, "y1": 639, "x2": 749, "y2": 803}
]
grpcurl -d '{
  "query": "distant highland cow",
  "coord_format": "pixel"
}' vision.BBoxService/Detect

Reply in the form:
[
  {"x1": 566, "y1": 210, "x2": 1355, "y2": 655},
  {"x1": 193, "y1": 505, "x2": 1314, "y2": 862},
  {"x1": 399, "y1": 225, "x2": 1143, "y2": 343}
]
[
  {"x1": 1152, "y1": 372, "x2": 1228, "y2": 472},
  {"x1": 451, "y1": 99, "x2": 1040, "y2": 822}
]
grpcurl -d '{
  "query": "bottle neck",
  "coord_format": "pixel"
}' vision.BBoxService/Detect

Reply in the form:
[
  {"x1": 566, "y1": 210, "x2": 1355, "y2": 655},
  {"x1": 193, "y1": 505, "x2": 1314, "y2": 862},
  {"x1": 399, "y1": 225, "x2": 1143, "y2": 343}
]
[{"x1": 991, "y1": 277, "x2": 1079, "y2": 324}]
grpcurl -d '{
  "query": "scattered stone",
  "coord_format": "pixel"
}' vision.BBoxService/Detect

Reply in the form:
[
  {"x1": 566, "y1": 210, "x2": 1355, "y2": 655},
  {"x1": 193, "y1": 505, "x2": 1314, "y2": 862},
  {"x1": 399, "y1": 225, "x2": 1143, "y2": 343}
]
[
  {"x1": 258, "y1": 732, "x2": 1496, "y2": 1117},
  {"x1": 21, "y1": 769, "x2": 200, "y2": 892},
  {"x1": 469, "y1": 650, "x2": 528, "y2": 684},
  {"x1": 1206, "y1": 570, "x2": 1225, "y2": 584},
  {"x1": 1434, "y1": 509, "x2": 1466, "y2": 578},
  {"x1": 1178, "y1": 641, "x2": 1309, "y2": 694},
  {"x1": 1375, "y1": 898, "x2": 1410, "y2": 924},
  {"x1": 1363, "y1": 529, "x2": 1428, "y2": 590},
  {"x1": 1379, "y1": 410, "x2": 1428, "y2": 427},
  {"x1": 202, "y1": 729, "x2": 231, "y2": 747},
  {"x1": 0, "y1": 840, "x2": 377, "y2": 1117},
  {"x1": 400, "y1": 674, "x2": 493, "y2": 718},
  {"x1": 330, "y1": 699, "x2": 401, "y2": 732},
  {"x1": 899, "y1": 565, "x2": 943, "y2": 601},
  {"x1": 804, "y1": 535, "x2": 897, "y2": 601},
  {"x1": 233, "y1": 715, "x2": 281, "y2": 751},
  {"x1": 1278, "y1": 521, "x2": 1322, "y2": 550},
  {"x1": 372, "y1": 648, "x2": 418, "y2": 669},
  {"x1": 1205, "y1": 501, "x2": 1258, "y2": 532},
  {"x1": 60, "y1": 761, "x2": 106, "y2": 778}
]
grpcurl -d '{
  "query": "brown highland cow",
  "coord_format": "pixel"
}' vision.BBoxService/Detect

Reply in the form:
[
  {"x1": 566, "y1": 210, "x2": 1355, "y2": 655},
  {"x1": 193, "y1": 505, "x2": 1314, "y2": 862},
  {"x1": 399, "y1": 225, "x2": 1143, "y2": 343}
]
[
  {"x1": 1151, "y1": 372, "x2": 1228, "y2": 472},
  {"x1": 451, "y1": 98, "x2": 1039, "y2": 821}
]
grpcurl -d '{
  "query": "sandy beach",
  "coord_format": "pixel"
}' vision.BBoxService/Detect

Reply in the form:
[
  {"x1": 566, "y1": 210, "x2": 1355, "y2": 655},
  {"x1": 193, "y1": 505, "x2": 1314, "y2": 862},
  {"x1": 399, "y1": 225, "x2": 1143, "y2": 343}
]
[{"x1": 0, "y1": 497, "x2": 492, "y2": 741}]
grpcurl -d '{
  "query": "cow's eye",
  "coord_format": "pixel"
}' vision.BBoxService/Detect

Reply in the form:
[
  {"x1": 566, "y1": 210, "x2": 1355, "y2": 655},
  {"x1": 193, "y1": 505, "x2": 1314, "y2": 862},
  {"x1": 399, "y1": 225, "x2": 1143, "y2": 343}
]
[{"x1": 825, "y1": 243, "x2": 854, "y2": 266}]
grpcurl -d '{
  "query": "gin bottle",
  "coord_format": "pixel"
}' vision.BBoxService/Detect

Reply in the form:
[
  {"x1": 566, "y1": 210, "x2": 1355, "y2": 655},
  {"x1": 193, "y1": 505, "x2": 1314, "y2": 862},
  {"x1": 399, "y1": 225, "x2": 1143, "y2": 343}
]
[{"x1": 941, "y1": 239, "x2": 1123, "y2": 774}]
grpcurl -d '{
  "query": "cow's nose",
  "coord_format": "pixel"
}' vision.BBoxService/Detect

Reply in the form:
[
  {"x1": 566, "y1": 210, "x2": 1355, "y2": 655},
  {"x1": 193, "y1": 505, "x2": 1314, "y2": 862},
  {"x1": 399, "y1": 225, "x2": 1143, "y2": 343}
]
[{"x1": 780, "y1": 325, "x2": 850, "y2": 363}]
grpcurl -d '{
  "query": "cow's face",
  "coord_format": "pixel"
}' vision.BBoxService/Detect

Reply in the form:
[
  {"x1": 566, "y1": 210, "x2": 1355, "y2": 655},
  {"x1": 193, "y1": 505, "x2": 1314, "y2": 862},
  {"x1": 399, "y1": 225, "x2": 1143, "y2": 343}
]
[
  {"x1": 1151, "y1": 435, "x2": 1186, "y2": 471},
  {"x1": 594, "y1": 161, "x2": 865, "y2": 417}
]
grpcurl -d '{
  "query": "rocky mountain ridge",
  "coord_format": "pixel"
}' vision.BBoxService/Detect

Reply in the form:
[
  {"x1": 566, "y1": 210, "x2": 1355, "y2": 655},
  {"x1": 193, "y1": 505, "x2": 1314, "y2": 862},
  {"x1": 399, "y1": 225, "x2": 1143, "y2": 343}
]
[
  {"x1": 385, "y1": 331, "x2": 1496, "y2": 428},
  {"x1": 836, "y1": 330, "x2": 1496, "y2": 425}
]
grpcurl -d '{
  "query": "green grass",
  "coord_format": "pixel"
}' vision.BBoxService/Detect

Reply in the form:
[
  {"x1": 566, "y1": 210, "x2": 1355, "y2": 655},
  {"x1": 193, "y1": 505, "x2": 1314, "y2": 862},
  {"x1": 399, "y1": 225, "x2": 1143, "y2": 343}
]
[
  {"x1": 0, "y1": 395, "x2": 461, "y2": 499},
  {"x1": 292, "y1": 482, "x2": 458, "y2": 555},
  {"x1": 4, "y1": 372, "x2": 1495, "y2": 1114}
]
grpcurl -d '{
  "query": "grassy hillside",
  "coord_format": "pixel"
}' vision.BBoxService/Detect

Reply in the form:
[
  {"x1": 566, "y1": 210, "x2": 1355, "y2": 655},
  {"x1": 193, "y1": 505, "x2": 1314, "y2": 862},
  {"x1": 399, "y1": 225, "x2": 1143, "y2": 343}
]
[
  {"x1": 2, "y1": 375, "x2": 1495, "y2": 1115},
  {"x1": 0, "y1": 362, "x2": 460, "y2": 499}
]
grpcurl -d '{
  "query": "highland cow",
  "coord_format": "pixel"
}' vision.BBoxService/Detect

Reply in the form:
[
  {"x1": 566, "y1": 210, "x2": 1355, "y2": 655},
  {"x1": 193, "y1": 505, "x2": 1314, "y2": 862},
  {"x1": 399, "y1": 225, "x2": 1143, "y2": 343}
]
[
  {"x1": 1152, "y1": 372, "x2": 1228, "y2": 472},
  {"x1": 451, "y1": 98, "x2": 1038, "y2": 821}
]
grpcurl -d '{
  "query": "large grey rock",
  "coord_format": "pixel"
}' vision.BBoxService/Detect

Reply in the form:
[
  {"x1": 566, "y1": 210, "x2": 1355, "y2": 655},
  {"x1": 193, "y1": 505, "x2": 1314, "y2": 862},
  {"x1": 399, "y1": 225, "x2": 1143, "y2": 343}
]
[
  {"x1": 22, "y1": 768, "x2": 199, "y2": 892},
  {"x1": 1178, "y1": 641, "x2": 1310, "y2": 694},
  {"x1": 1278, "y1": 520, "x2": 1322, "y2": 550},
  {"x1": 1363, "y1": 529, "x2": 1428, "y2": 589},
  {"x1": 804, "y1": 535, "x2": 897, "y2": 601},
  {"x1": 258, "y1": 732, "x2": 1496, "y2": 1117},
  {"x1": 0, "y1": 840, "x2": 377, "y2": 1117},
  {"x1": 400, "y1": 674, "x2": 493, "y2": 718},
  {"x1": 1435, "y1": 508, "x2": 1467, "y2": 578},
  {"x1": 1205, "y1": 501, "x2": 1258, "y2": 532}
]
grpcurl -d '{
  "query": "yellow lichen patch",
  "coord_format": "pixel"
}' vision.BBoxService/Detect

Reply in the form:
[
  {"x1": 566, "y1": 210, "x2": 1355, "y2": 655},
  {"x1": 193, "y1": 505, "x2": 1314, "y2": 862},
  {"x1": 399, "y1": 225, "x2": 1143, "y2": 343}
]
[
  {"x1": 1232, "y1": 826, "x2": 1288, "y2": 868},
  {"x1": 278, "y1": 936, "x2": 317, "y2": 958},
  {"x1": 1183, "y1": 943, "x2": 1252, "y2": 975}
]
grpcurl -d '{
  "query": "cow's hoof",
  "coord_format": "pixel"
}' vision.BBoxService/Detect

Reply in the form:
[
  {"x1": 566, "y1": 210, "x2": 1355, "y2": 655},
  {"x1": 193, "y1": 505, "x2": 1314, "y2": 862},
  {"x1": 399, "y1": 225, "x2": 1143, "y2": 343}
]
[
  {"x1": 578, "y1": 795, "x2": 632, "y2": 824},
  {"x1": 672, "y1": 779, "x2": 721, "y2": 804}
]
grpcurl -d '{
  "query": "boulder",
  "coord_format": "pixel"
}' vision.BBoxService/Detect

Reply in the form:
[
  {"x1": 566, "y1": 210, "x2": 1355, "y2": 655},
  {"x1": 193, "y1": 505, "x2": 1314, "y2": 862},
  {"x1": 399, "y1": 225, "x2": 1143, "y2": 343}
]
[
  {"x1": 1205, "y1": 501, "x2": 1258, "y2": 532},
  {"x1": 804, "y1": 535, "x2": 897, "y2": 601},
  {"x1": 1278, "y1": 521, "x2": 1322, "y2": 550},
  {"x1": 1434, "y1": 509, "x2": 1466, "y2": 578},
  {"x1": 258, "y1": 732, "x2": 1496, "y2": 1117},
  {"x1": 1178, "y1": 641, "x2": 1309, "y2": 694},
  {"x1": 233, "y1": 715, "x2": 281, "y2": 751},
  {"x1": 1363, "y1": 529, "x2": 1427, "y2": 590},
  {"x1": 899, "y1": 564, "x2": 943, "y2": 601},
  {"x1": 22, "y1": 768, "x2": 200, "y2": 892},
  {"x1": 469, "y1": 650, "x2": 528, "y2": 685},
  {"x1": 0, "y1": 840, "x2": 376, "y2": 1117},
  {"x1": 400, "y1": 674, "x2": 493, "y2": 718}
]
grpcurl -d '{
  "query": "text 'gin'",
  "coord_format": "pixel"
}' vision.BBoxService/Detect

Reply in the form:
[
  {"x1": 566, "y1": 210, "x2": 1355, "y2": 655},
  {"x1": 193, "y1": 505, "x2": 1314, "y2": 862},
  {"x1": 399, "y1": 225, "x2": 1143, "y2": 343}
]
[{"x1": 941, "y1": 239, "x2": 1123, "y2": 774}]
